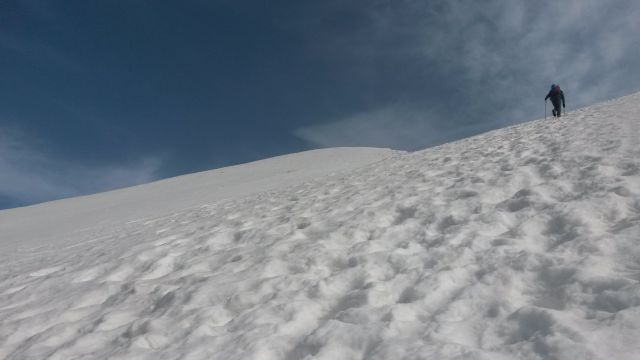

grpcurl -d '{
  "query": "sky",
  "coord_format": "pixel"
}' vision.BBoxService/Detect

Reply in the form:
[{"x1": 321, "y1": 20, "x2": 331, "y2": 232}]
[{"x1": 1, "y1": 0, "x2": 640, "y2": 209}]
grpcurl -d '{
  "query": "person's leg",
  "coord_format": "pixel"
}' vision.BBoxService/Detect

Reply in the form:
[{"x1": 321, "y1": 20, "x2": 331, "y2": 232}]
[{"x1": 552, "y1": 100, "x2": 561, "y2": 117}]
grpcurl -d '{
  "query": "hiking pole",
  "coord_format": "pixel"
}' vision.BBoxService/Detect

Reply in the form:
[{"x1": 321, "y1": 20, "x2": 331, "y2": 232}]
[{"x1": 545, "y1": 100, "x2": 547, "y2": 120}]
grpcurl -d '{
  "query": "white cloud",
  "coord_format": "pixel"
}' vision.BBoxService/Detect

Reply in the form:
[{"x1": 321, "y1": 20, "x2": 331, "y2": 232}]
[
  {"x1": 0, "y1": 127, "x2": 162, "y2": 207},
  {"x1": 295, "y1": 0, "x2": 640, "y2": 150},
  {"x1": 294, "y1": 105, "x2": 497, "y2": 150}
]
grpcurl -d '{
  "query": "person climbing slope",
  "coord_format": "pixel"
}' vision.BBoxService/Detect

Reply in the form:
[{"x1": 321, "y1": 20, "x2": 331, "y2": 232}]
[{"x1": 545, "y1": 84, "x2": 566, "y2": 117}]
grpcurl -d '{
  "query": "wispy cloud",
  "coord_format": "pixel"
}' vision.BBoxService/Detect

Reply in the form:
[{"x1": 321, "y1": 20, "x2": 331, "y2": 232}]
[
  {"x1": 295, "y1": 0, "x2": 640, "y2": 150},
  {"x1": 0, "y1": 127, "x2": 162, "y2": 208},
  {"x1": 295, "y1": 104, "x2": 498, "y2": 150}
]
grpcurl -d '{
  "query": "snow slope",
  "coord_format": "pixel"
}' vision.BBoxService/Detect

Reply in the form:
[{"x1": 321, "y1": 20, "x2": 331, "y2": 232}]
[
  {"x1": 1, "y1": 94, "x2": 640, "y2": 360},
  {"x1": 0, "y1": 147, "x2": 400, "y2": 252}
]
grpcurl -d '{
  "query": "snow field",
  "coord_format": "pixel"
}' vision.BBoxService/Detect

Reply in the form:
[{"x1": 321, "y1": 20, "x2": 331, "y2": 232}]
[
  {"x1": 1, "y1": 93, "x2": 640, "y2": 359},
  {"x1": 0, "y1": 147, "x2": 400, "y2": 253}
]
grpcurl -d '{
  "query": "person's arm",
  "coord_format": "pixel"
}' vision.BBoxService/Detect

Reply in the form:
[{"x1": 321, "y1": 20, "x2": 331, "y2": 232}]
[{"x1": 545, "y1": 91, "x2": 551, "y2": 100}]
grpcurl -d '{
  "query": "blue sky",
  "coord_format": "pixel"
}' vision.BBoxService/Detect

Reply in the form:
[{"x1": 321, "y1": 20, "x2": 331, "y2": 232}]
[{"x1": 2, "y1": 0, "x2": 640, "y2": 209}]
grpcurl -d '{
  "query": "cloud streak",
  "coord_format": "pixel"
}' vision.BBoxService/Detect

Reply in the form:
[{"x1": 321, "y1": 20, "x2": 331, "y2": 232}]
[
  {"x1": 294, "y1": 104, "x2": 498, "y2": 150},
  {"x1": 0, "y1": 127, "x2": 161, "y2": 208}
]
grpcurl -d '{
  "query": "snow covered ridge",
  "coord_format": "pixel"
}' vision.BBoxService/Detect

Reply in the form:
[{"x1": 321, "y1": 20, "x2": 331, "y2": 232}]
[{"x1": 1, "y1": 93, "x2": 640, "y2": 360}]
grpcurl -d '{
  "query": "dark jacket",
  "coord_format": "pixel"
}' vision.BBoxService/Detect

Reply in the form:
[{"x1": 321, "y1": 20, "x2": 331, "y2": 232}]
[{"x1": 545, "y1": 86, "x2": 565, "y2": 107}]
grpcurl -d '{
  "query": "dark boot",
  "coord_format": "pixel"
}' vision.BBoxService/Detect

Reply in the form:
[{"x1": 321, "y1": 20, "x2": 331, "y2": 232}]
[{"x1": 552, "y1": 109, "x2": 557, "y2": 117}]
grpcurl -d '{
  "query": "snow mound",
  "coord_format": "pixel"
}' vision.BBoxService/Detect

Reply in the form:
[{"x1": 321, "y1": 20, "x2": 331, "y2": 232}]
[{"x1": 1, "y1": 94, "x2": 640, "y2": 359}]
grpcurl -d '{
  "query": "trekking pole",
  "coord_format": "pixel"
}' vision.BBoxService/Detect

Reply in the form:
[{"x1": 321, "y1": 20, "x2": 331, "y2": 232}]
[{"x1": 544, "y1": 100, "x2": 547, "y2": 120}]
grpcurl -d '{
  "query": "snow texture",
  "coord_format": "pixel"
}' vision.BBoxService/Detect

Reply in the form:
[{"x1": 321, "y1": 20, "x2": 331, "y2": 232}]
[
  {"x1": 1, "y1": 93, "x2": 640, "y2": 359},
  {"x1": 0, "y1": 147, "x2": 399, "y2": 252}
]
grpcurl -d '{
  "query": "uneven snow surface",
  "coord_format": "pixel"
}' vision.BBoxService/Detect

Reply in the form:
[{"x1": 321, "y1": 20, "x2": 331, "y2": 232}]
[
  {"x1": 0, "y1": 147, "x2": 399, "y2": 252},
  {"x1": 2, "y1": 94, "x2": 640, "y2": 359}
]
